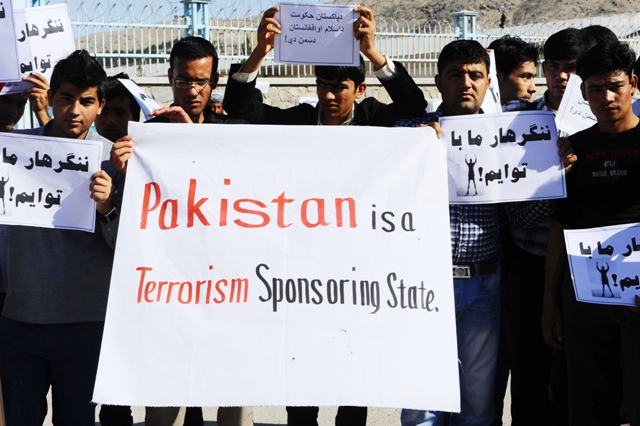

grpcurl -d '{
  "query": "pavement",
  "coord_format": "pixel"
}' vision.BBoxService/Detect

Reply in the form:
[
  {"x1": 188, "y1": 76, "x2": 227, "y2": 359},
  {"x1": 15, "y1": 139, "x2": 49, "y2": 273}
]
[{"x1": 41, "y1": 383, "x2": 513, "y2": 425}]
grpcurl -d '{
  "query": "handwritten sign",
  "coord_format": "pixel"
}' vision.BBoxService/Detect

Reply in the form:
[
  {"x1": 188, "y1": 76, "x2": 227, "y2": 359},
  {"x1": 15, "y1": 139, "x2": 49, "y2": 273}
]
[
  {"x1": 440, "y1": 111, "x2": 566, "y2": 204},
  {"x1": 565, "y1": 223, "x2": 640, "y2": 306},
  {"x1": 555, "y1": 74, "x2": 596, "y2": 135},
  {"x1": 118, "y1": 78, "x2": 161, "y2": 121},
  {"x1": 0, "y1": 4, "x2": 74, "y2": 95},
  {"x1": 0, "y1": 0, "x2": 21, "y2": 83},
  {"x1": 274, "y1": 3, "x2": 359, "y2": 66},
  {"x1": 94, "y1": 123, "x2": 459, "y2": 410},
  {"x1": 556, "y1": 74, "x2": 640, "y2": 135},
  {"x1": 0, "y1": 132, "x2": 102, "y2": 232}
]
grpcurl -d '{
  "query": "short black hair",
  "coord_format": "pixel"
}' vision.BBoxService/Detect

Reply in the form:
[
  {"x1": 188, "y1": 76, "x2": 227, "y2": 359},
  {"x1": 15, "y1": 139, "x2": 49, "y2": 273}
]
[
  {"x1": 437, "y1": 40, "x2": 490, "y2": 75},
  {"x1": 104, "y1": 72, "x2": 141, "y2": 122},
  {"x1": 581, "y1": 25, "x2": 618, "y2": 50},
  {"x1": 488, "y1": 36, "x2": 540, "y2": 76},
  {"x1": 169, "y1": 36, "x2": 219, "y2": 76},
  {"x1": 577, "y1": 42, "x2": 636, "y2": 82},
  {"x1": 315, "y1": 56, "x2": 366, "y2": 87},
  {"x1": 50, "y1": 50, "x2": 107, "y2": 101},
  {"x1": 543, "y1": 28, "x2": 588, "y2": 61}
]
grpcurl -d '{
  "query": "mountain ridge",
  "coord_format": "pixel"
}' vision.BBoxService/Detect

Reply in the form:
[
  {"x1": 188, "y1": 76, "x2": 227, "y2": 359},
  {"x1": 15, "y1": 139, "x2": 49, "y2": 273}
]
[{"x1": 363, "y1": 0, "x2": 638, "y2": 28}]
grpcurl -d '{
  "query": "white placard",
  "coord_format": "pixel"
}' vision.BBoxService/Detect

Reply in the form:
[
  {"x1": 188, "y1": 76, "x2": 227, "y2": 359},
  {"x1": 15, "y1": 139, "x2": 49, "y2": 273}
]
[
  {"x1": 0, "y1": 4, "x2": 75, "y2": 95},
  {"x1": 118, "y1": 78, "x2": 161, "y2": 121},
  {"x1": 94, "y1": 123, "x2": 459, "y2": 411},
  {"x1": 555, "y1": 74, "x2": 595, "y2": 135},
  {"x1": 564, "y1": 223, "x2": 640, "y2": 306},
  {"x1": 0, "y1": 0, "x2": 21, "y2": 83},
  {"x1": 481, "y1": 49, "x2": 501, "y2": 114},
  {"x1": 556, "y1": 74, "x2": 640, "y2": 135},
  {"x1": 274, "y1": 3, "x2": 359, "y2": 66},
  {"x1": 440, "y1": 111, "x2": 566, "y2": 204},
  {"x1": 0, "y1": 132, "x2": 102, "y2": 232}
]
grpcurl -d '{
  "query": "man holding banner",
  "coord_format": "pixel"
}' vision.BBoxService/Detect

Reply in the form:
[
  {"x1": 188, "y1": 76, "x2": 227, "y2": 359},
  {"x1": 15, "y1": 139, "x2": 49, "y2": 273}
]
[
  {"x1": 496, "y1": 29, "x2": 580, "y2": 425},
  {"x1": 111, "y1": 37, "x2": 251, "y2": 426},
  {"x1": 222, "y1": 6, "x2": 426, "y2": 128},
  {"x1": 0, "y1": 50, "x2": 122, "y2": 425},
  {"x1": 542, "y1": 41, "x2": 640, "y2": 426},
  {"x1": 498, "y1": 28, "x2": 608, "y2": 425},
  {"x1": 146, "y1": 36, "x2": 245, "y2": 126},
  {"x1": 396, "y1": 39, "x2": 503, "y2": 426}
]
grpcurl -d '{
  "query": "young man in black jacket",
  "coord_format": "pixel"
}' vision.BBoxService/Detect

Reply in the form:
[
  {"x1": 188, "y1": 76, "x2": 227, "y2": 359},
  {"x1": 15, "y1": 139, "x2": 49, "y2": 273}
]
[{"x1": 223, "y1": 6, "x2": 426, "y2": 128}]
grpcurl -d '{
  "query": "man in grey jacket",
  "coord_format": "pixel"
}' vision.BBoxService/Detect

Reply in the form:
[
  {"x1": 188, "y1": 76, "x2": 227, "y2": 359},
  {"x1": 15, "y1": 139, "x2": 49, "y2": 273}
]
[{"x1": 0, "y1": 49, "x2": 122, "y2": 425}]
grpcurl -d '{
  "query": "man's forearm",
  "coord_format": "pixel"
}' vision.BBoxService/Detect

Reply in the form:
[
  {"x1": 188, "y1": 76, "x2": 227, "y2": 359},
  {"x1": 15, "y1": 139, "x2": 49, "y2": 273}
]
[
  {"x1": 363, "y1": 48, "x2": 386, "y2": 71},
  {"x1": 34, "y1": 109, "x2": 51, "y2": 127},
  {"x1": 239, "y1": 49, "x2": 267, "y2": 74}
]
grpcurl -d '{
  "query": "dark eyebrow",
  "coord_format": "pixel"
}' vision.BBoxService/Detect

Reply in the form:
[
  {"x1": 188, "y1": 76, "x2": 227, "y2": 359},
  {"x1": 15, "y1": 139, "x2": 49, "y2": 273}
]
[{"x1": 175, "y1": 74, "x2": 210, "y2": 81}]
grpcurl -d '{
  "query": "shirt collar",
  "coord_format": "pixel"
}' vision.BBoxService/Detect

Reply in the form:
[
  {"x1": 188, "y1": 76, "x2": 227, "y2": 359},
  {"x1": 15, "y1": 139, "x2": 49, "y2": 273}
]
[{"x1": 317, "y1": 105, "x2": 355, "y2": 126}]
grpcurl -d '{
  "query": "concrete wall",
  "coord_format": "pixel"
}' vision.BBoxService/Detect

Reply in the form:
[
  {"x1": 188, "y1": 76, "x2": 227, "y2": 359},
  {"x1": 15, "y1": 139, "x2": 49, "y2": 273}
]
[{"x1": 135, "y1": 76, "x2": 550, "y2": 109}]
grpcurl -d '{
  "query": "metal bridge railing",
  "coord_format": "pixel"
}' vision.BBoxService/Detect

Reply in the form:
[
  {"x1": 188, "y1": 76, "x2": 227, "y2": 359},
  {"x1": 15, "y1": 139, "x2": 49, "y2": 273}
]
[{"x1": 22, "y1": 1, "x2": 640, "y2": 79}]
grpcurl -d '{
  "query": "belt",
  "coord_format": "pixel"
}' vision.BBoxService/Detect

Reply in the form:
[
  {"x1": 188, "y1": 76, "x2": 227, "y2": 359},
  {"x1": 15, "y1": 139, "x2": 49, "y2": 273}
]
[{"x1": 452, "y1": 259, "x2": 500, "y2": 278}]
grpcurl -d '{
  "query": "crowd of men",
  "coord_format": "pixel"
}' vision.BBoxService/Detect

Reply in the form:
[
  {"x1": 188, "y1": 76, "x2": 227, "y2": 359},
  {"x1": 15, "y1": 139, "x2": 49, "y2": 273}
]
[{"x1": 0, "y1": 5, "x2": 639, "y2": 426}]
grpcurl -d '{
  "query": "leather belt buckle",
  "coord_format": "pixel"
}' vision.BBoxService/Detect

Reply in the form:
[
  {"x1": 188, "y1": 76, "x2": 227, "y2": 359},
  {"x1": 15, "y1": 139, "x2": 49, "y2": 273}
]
[{"x1": 452, "y1": 265, "x2": 471, "y2": 278}]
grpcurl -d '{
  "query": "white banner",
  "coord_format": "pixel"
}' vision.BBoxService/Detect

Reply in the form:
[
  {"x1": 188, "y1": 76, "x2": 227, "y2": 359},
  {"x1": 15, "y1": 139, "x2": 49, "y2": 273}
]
[
  {"x1": 556, "y1": 74, "x2": 640, "y2": 136},
  {"x1": 274, "y1": 3, "x2": 359, "y2": 66},
  {"x1": 0, "y1": 0, "x2": 21, "y2": 83},
  {"x1": 440, "y1": 111, "x2": 566, "y2": 204},
  {"x1": 0, "y1": 132, "x2": 102, "y2": 232},
  {"x1": 94, "y1": 123, "x2": 460, "y2": 411},
  {"x1": 0, "y1": 4, "x2": 74, "y2": 95},
  {"x1": 564, "y1": 223, "x2": 640, "y2": 306}
]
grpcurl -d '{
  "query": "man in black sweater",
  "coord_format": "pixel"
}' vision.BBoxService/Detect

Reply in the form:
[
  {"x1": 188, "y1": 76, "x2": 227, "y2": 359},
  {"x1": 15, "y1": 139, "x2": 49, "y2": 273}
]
[{"x1": 223, "y1": 6, "x2": 426, "y2": 128}]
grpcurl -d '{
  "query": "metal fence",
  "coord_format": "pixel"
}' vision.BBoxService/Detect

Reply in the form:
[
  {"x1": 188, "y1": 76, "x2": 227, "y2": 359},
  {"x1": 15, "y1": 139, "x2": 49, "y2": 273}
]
[{"x1": 22, "y1": 1, "x2": 640, "y2": 78}]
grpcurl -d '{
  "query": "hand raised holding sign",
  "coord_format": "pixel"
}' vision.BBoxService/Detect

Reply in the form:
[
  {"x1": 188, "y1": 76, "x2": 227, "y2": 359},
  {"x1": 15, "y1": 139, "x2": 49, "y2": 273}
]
[
  {"x1": 22, "y1": 72, "x2": 51, "y2": 126},
  {"x1": 241, "y1": 7, "x2": 281, "y2": 74},
  {"x1": 354, "y1": 6, "x2": 386, "y2": 70},
  {"x1": 257, "y1": 7, "x2": 281, "y2": 56}
]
